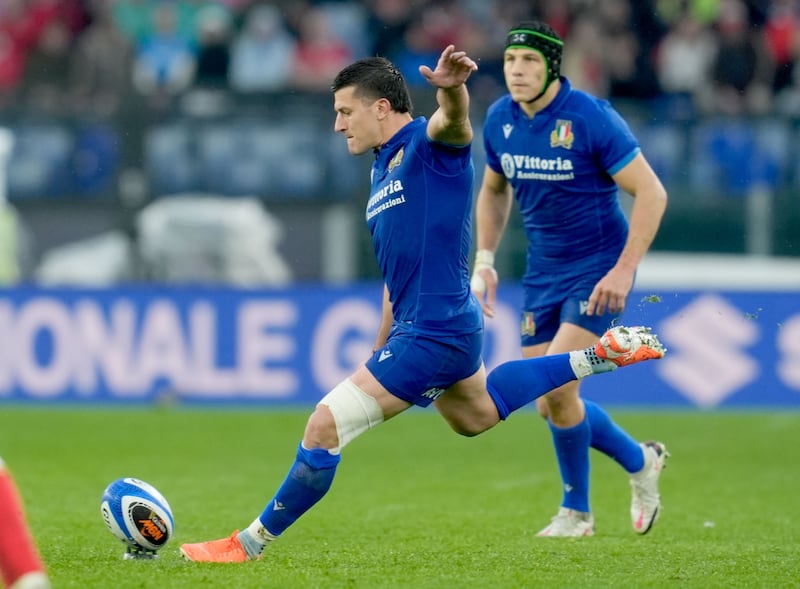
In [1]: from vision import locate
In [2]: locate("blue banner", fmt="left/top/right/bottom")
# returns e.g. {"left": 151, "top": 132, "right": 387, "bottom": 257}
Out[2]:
{"left": 576, "top": 290, "right": 800, "bottom": 407}
{"left": 0, "top": 285, "right": 797, "bottom": 407}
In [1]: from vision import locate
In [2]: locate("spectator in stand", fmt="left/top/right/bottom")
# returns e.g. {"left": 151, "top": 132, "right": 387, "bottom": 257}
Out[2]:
{"left": 709, "top": 0, "right": 773, "bottom": 115}
{"left": 771, "top": 1, "right": 800, "bottom": 114}
{"left": 0, "top": 0, "right": 34, "bottom": 108}
{"left": 455, "top": 0, "right": 530, "bottom": 102}
{"left": 111, "top": 0, "right": 151, "bottom": 45}
{"left": 655, "top": 0, "right": 720, "bottom": 25}
{"left": 0, "top": 0, "right": 25, "bottom": 106}
{"left": 19, "top": 17, "right": 73, "bottom": 114}
{"left": 392, "top": 13, "right": 444, "bottom": 89}
{"left": 289, "top": 5, "right": 352, "bottom": 92}
{"left": 655, "top": 11, "right": 717, "bottom": 116}
{"left": 12, "top": 0, "right": 87, "bottom": 114}
{"left": 131, "top": 2, "right": 196, "bottom": 109}
{"left": 280, "top": 0, "right": 312, "bottom": 39}
{"left": 69, "top": 0, "right": 133, "bottom": 118}
{"left": 561, "top": 13, "right": 609, "bottom": 97}
{"left": 49, "top": 0, "right": 89, "bottom": 36}
{"left": 229, "top": 4, "right": 296, "bottom": 93}
{"left": 392, "top": 2, "right": 475, "bottom": 89}
{"left": 600, "top": 0, "right": 663, "bottom": 101}
{"left": 114, "top": 0, "right": 201, "bottom": 47}
{"left": 193, "top": 4, "right": 232, "bottom": 91}
{"left": 0, "top": 0, "right": 84, "bottom": 110}
{"left": 762, "top": 0, "right": 799, "bottom": 94}
{"left": 537, "top": 0, "right": 571, "bottom": 39}
{"left": 364, "top": 0, "right": 413, "bottom": 61}
{"left": 317, "top": 2, "right": 369, "bottom": 62}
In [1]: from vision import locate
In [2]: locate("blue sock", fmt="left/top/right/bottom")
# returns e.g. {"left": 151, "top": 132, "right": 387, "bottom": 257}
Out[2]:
{"left": 549, "top": 418, "right": 591, "bottom": 513}
{"left": 584, "top": 399, "right": 644, "bottom": 473}
{"left": 258, "top": 443, "right": 341, "bottom": 536}
{"left": 486, "top": 353, "right": 577, "bottom": 419}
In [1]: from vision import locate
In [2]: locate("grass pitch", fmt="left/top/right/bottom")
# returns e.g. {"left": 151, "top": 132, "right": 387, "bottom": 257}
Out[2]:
{"left": 1, "top": 406, "right": 798, "bottom": 588}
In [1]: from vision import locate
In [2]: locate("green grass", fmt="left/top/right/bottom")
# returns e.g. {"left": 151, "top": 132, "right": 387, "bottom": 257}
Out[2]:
{"left": 1, "top": 407, "right": 799, "bottom": 588}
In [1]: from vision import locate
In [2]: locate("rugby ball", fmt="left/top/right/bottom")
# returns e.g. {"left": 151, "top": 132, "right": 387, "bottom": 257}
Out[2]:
{"left": 100, "top": 478, "right": 174, "bottom": 553}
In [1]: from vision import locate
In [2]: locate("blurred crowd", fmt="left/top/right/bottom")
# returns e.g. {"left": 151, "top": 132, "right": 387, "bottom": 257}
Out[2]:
{"left": 1, "top": 0, "right": 799, "bottom": 119}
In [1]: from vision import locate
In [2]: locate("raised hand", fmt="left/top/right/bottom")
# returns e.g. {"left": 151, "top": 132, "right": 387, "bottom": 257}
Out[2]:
{"left": 419, "top": 45, "right": 478, "bottom": 89}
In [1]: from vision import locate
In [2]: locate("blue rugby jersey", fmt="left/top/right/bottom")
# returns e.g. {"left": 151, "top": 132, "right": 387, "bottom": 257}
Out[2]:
{"left": 367, "top": 117, "right": 481, "bottom": 335}
{"left": 482, "top": 77, "right": 639, "bottom": 274}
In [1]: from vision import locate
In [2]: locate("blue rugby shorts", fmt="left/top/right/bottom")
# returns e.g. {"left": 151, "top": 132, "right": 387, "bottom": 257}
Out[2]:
{"left": 365, "top": 322, "right": 484, "bottom": 407}
{"left": 520, "top": 266, "right": 625, "bottom": 346}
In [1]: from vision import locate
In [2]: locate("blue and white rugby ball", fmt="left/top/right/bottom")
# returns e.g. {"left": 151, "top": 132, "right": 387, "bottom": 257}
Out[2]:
{"left": 100, "top": 478, "right": 174, "bottom": 552}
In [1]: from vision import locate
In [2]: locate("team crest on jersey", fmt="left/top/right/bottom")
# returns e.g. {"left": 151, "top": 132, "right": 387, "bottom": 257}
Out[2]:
{"left": 521, "top": 312, "right": 536, "bottom": 336}
{"left": 550, "top": 119, "right": 574, "bottom": 149}
{"left": 502, "top": 123, "right": 513, "bottom": 139}
{"left": 388, "top": 147, "right": 404, "bottom": 172}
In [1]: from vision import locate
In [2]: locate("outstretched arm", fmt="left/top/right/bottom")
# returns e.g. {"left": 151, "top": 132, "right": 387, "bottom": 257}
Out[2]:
{"left": 419, "top": 45, "right": 478, "bottom": 145}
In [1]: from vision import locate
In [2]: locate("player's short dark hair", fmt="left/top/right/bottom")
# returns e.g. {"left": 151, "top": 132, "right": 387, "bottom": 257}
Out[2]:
{"left": 331, "top": 57, "right": 413, "bottom": 114}
{"left": 506, "top": 21, "right": 563, "bottom": 84}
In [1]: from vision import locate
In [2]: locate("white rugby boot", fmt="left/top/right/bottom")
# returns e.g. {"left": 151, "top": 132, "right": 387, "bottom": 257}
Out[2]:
{"left": 536, "top": 507, "right": 595, "bottom": 537}
{"left": 630, "top": 441, "right": 670, "bottom": 534}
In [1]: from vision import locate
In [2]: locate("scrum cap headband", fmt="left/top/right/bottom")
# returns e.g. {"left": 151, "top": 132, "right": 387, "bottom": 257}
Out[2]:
{"left": 505, "top": 22, "right": 563, "bottom": 95}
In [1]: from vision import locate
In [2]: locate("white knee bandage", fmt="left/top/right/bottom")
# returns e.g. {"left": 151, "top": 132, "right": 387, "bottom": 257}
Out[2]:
{"left": 318, "top": 379, "right": 384, "bottom": 452}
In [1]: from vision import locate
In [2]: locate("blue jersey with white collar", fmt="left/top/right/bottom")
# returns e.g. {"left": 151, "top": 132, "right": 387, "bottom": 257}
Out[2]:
{"left": 482, "top": 77, "right": 638, "bottom": 273}
{"left": 367, "top": 117, "right": 481, "bottom": 335}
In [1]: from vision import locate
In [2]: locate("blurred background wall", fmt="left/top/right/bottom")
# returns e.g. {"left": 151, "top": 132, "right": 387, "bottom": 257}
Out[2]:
{"left": 0, "top": 0, "right": 798, "bottom": 405}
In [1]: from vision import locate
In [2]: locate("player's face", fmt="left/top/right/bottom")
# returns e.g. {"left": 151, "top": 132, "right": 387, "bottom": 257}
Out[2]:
{"left": 333, "top": 87, "right": 383, "bottom": 155}
{"left": 503, "top": 48, "right": 547, "bottom": 102}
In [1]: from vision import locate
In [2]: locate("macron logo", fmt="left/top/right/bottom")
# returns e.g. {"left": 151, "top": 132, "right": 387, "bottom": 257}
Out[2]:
{"left": 273, "top": 501, "right": 285, "bottom": 511}
{"left": 503, "top": 124, "right": 513, "bottom": 139}
{"left": 378, "top": 350, "right": 393, "bottom": 362}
